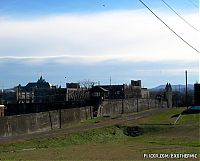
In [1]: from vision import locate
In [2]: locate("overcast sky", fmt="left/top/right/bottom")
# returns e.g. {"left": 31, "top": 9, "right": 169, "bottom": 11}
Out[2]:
{"left": 0, "top": 0, "right": 199, "bottom": 88}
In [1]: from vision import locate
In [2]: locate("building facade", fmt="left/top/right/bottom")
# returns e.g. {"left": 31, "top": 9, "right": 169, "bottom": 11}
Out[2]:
{"left": 124, "top": 80, "right": 149, "bottom": 99}
{"left": 0, "top": 105, "right": 5, "bottom": 117}
{"left": 66, "top": 83, "right": 89, "bottom": 102}
{"left": 16, "top": 77, "right": 90, "bottom": 104}
{"left": 16, "top": 76, "right": 51, "bottom": 103}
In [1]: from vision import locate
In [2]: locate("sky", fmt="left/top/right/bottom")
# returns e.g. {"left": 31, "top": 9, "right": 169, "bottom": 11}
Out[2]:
{"left": 0, "top": 0, "right": 199, "bottom": 88}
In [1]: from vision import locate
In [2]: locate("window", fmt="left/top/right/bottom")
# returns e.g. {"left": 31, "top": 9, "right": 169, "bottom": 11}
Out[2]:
{"left": 92, "top": 92, "right": 100, "bottom": 97}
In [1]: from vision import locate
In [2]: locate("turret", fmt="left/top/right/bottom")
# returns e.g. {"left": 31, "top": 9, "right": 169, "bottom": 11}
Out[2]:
{"left": 165, "top": 83, "right": 172, "bottom": 108}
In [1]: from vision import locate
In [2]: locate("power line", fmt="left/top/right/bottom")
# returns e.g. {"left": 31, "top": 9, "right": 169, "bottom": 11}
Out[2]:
{"left": 138, "top": 0, "right": 199, "bottom": 54}
{"left": 161, "top": 0, "right": 199, "bottom": 32}
{"left": 187, "top": 0, "right": 199, "bottom": 8}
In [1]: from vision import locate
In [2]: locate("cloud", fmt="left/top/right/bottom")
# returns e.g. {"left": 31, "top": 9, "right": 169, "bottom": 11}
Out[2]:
{"left": 0, "top": 9, "right": 199, "bottom": 63}
{"left": 0, "top": 58, "right": 198, "bottom": 89}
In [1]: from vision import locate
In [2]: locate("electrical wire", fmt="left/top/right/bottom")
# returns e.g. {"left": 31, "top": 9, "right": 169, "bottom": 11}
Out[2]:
{"left": 138, "top": 0, "right": 199, "bottom": 53}
{"left": 161, "top": 0, "right": 199, "bottom": 32}
{"left": 187, "top": 0, "right": 199, "bottom": 8}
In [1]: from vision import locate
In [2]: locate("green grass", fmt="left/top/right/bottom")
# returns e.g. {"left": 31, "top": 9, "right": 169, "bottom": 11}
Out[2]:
{"left": 124, "top": 108, "right": 200, "bottom": 148}
{"left": 0, "top": 126, "right": 127, "bottom": 153}
{"left": 0, "top": 107, "right": 199, "bottom": 161}
{"left": 178, "top": 113, "right": 200, "bottom": 125}
{"left": 130, "top": 108, "right": 186, "bottom": 125}
{"left": 62, "top": 114, "right": 123, "bottom": 129}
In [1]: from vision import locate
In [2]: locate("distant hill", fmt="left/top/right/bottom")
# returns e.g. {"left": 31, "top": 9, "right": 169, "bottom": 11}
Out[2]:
{"left": 150, "top": 84, "right": 194, "bottom": 92}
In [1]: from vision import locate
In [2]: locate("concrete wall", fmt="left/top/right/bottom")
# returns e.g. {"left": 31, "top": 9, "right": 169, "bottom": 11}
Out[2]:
{"left": 0, "top": 99, "right": 166, "bottom": 137}
{"left": 98, "top": 98, "right": 167, "bottom": 116}
{"left": 0, "top": 106, "right": 92, "bottom": 137}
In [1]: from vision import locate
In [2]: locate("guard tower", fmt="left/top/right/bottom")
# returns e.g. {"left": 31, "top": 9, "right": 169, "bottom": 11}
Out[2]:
{"left": 165, "top": 83, "right": 172, "bottom": 108}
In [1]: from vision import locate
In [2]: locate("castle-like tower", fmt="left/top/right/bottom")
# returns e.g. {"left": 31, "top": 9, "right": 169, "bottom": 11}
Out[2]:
{"left": 165, "top": 83, "right": 172, "bottom": 108}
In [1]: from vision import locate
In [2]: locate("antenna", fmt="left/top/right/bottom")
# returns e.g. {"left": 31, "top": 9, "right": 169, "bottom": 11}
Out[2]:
{"left": 1, "top": 82, "right": 3, "bottom": 93}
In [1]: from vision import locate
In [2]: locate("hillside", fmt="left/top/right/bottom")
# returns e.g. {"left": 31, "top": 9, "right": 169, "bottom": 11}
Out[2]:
{"left": 150, "top": 84, "right": 194, "bottom": 92}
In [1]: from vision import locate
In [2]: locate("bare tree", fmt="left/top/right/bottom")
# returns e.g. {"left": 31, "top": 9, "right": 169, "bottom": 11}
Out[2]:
{"left": 78, "top": 80, "right": 97, "bottom": 89}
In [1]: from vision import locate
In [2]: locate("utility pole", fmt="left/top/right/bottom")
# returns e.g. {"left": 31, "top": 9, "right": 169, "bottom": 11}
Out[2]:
{"left": 185, "top": 70, "right": 188, "bottom": 110}
{"left": 65, "top": 77, "right": 68, "bottom": 102}
{"left": 59, "top": 108, "right": 62, "bottom": 129}
{"left": 110, "top": 76, "right": 111, "bottom": 86}
{"left": 109, "top": 76, "right": 111, "bottom": 100}
{"left": 199, "top": 55, "right": 200, "bottom": 83}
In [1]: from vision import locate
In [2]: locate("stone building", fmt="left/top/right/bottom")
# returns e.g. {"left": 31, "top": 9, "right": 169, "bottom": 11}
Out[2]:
{"left": 131, "top": 80, "right": 141, "bottom": 87}
{"left": 91, "top": 80, "right": 149, "bottom": 100}
{"left": 16, "top": 77, "right": 89, "bottom": 104}
{"left": 66, "top": 83, "right": 89, "bottom": 101}
{"left": 90, "top": 86, "right": 109, "bottom": 101}
{"left": 124, "top": 80, "right": 149, "bottom": 99}
{"left": 141, "top": 88, "right": 150, "bottom": 98}
{"left": 99, "top": 85, "right": 125, "bottom": 99}
{"left": 16, "top": 76, "right": 51, "bottom": 103}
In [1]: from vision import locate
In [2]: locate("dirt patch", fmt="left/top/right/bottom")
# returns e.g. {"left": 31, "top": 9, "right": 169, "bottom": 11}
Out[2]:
{"left": 124, "top": 126, "right": 143, "bottom": 137}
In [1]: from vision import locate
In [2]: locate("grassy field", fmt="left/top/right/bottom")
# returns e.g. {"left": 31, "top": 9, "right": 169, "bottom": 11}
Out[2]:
{"left": 0, "top": 107, "right": 199, "bottom": 161}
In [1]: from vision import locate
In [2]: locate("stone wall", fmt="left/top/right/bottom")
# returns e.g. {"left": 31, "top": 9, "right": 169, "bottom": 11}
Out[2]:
{"left": 0, "top": 106, "right": 92, "bottom": 137}
{"left": 0, "top": 98, "right": 167, "bottom": 137}
{"left": 98, "top": 98, "right": 167, "bottom": 116}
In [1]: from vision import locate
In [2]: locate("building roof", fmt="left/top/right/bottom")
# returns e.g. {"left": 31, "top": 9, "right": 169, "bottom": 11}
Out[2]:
{"left": 98, "top": 86, "right": 109, "bottom": 92}
{"left": 66, "top": 83, "right": 80, "bottom": 89}
{"left": 18, "top": 76, "right": 51, "bottom": 91}
{"left": 90, "top": 86, "right": 109, "bottom": 92}
{"left": 99, "top": 85, "right": 124, "bottom": 89}
{"left": 165, "top": 83, "right": 172, "bottom": 91}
